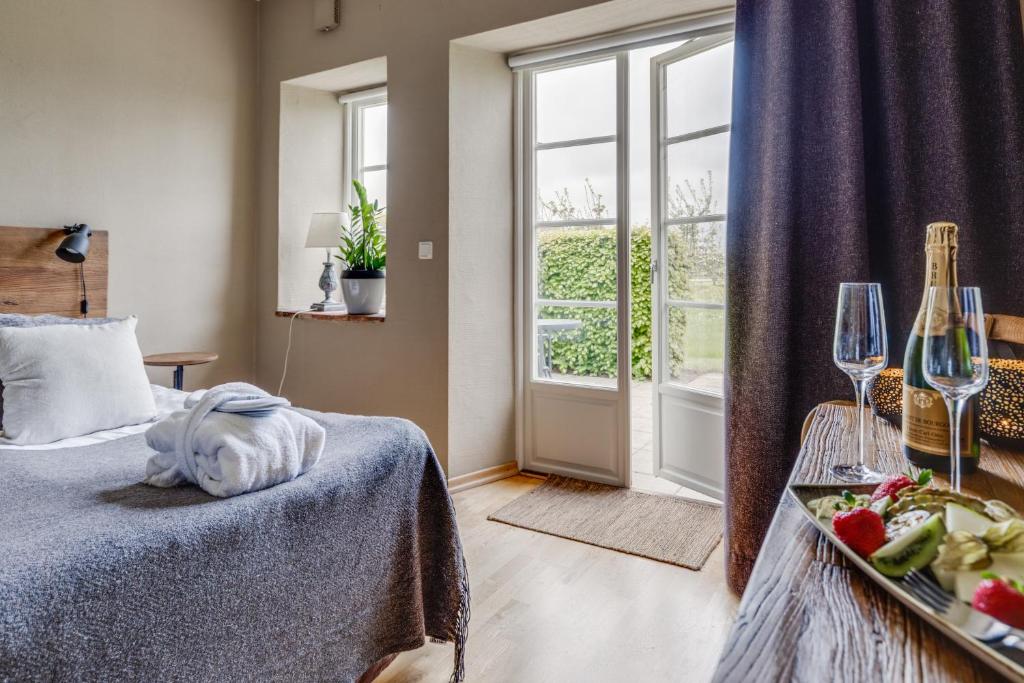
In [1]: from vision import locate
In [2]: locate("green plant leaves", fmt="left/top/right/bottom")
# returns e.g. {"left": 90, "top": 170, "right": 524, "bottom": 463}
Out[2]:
{"left": 536, "top": 226, "right": 694, "bottom": 380}
{"left": 533, "top": 172, "right": 727, "bottom": 380}
{"left": 336, "top": 179, "right": 387, "bottom": 272}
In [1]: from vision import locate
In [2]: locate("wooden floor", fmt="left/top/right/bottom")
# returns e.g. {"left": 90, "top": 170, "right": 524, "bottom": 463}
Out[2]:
{"left": 378, "top": 475, "right": 737, "bottom": 683}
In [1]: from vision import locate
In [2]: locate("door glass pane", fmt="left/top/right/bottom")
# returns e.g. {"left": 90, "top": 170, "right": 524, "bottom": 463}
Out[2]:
{"left": 665, "top": 132, "right": 729, "bottom": 216}
{"left": 536, "top": 142, "right": 617, "bottom": 221}
{"left": 537, "top": 225, "right": 616, "bottom": 302}
{"left": 361, "top": 169, "right": 387, "bottom": 207}
{"left": 360, "top": 103, "right": 387, "bottom": 167}
{"left": 666, "top": 220, "right": 725, "bottom": 303}
{"left": 533, "top": 58, "right": 620, "bottom": 387}
{"left": 360, "top": 169, "right": 387, "bottom": 229}
{"left": 627, "top": 41, "right": 682, "bottom": 230}
{"left": 666, "top": 305, "right": 724, "bottom": 394}
{"left": 535, "top": 303, "right": 617, "bottom": 387}
{"left": 666, "top": 41, "right": 733, "bottom": 137}
{"left": 536, "top": 59, "right": 616, "bottom": 144}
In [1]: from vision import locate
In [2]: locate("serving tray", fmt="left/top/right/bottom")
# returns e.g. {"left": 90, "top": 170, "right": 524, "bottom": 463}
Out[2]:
{"left": 788, "top": 483, "right": 1024, "bottom": 681}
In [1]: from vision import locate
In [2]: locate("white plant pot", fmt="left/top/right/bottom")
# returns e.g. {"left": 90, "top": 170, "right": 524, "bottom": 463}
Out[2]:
{"left": 341, "top": 271, "right": 385, "bottom": 314}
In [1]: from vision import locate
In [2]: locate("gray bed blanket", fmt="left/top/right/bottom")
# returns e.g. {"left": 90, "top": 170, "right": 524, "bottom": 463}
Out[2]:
{"left": 0, "top": 410, "right": 468, "bottom": 682}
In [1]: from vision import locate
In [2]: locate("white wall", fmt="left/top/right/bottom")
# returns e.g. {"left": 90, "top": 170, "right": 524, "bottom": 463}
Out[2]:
{"left": 278, "top": 84, "right": 344, "bottom": 311}
{"left": 0, "top": 0, "right": 257, "bottom": 389}
{"left": 447, "top": 44, "right": 515, "bottom": 477}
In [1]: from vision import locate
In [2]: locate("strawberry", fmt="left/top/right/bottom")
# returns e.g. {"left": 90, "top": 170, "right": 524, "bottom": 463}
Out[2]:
{"left": 871, "top": 469, "right": 933, "bottom": 502}
{"left": 972, "top": 574, "right": 1024, "bottom": 628}
{"left": 832, "top": 507, "right": 886, "bottom": 557}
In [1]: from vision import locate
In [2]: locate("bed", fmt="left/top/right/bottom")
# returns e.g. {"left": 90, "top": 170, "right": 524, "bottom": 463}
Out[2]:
{"left": 0, "top": 227, "right": 468, "bottom": 682}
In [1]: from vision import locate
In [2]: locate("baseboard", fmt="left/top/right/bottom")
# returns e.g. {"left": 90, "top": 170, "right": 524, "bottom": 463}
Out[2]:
{"left": 448, "top": 461, "right": 520, "bottom": 494}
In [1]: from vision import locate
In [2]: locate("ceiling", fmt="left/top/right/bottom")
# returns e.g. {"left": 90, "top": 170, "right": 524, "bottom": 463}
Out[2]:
{"left": 284, "top": 55, "right": 387, "bottom": 93}
{"left": 455, "top": 0, "right": 733, "bottom": 54}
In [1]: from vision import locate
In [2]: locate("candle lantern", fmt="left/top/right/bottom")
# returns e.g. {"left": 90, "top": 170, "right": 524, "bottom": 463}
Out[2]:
{"left": 867, "top": 361, "right": 1024, "bottom": 448}
{"left": 868, "top": 368, "right": 904, "bottom": 426}
{"left": 979, "top": 358, "right": 1024, "bottom": 448}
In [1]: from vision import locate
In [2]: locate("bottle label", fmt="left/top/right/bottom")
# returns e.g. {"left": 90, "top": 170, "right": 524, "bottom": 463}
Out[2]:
{"left": 902, "top": 384, "right": 975, "bottom": 456}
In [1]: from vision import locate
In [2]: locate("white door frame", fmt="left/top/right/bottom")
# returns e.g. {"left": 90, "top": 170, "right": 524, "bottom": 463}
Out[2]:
{"left": 515, "top": 53, "right": 632, "bottom": 487}
{"left": 650, "top": 33, "right": 733, "bottom": 500}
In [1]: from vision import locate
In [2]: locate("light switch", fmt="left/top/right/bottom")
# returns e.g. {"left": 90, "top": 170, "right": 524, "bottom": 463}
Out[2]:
{"left": 418, "top": 241, "right": 433, "bottom": 259}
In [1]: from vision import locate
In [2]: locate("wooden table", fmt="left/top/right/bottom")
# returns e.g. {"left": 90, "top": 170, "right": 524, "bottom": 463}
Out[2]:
{"left": 143, "top": 352, "right": 218, "bottom": 390}
{"left": 712, "top": 403, "right": 1024, "bottom": 683}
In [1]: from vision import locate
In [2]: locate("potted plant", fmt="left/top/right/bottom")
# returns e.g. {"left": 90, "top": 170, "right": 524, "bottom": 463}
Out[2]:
{"left": 336, "top": 180, "right": 386, "bottom": 314}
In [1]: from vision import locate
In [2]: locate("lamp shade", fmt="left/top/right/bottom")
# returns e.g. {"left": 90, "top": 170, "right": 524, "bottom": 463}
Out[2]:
{"left": 56, "top": 225, "right": 92, "bottom": 263}
{"left": 306, "top": 212, "right": 342, "bottom": 248}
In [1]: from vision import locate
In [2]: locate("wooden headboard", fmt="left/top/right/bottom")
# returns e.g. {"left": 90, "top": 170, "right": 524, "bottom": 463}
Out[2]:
{"left": 0, "top": 226, "right": 109, "bottom": 317}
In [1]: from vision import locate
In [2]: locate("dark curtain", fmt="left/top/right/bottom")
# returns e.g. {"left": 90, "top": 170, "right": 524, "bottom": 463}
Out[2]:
{"left": 725, "top": 0, "right": 1024, "bottom": 594}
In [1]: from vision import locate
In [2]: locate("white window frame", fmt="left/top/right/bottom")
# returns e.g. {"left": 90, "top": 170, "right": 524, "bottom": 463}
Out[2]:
{"left": 652, "top": 33, "right": 732, "bottom": 399}
{"left": 514, "top": 53, "right": 632, "bottom": 487}
{"left": 520, "top": 53, "right": 629, "bottom": 390}
{"left": 339, "top": 86, "right": 387, "bottom": 208}
{"left": 512, "top": 15, "right": 735, "bottom": 475}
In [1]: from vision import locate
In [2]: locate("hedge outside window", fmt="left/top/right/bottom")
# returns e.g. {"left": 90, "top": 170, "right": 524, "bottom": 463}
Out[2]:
{"left": 538, "top": 222, "right": 723, "bottom": 381}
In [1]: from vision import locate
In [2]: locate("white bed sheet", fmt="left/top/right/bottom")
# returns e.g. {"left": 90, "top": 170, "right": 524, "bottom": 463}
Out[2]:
{"left": 0, "top": 384, "right": 187, "bottom": 450}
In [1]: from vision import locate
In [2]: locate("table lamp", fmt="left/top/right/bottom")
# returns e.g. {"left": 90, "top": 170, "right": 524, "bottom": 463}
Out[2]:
{"left": 306, "top": 212, "right": 344, "bottom": 312}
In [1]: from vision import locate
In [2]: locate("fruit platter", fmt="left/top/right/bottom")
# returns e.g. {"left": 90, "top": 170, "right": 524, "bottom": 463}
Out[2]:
{"left": 790, "top": 471, "right": 1024, "bottom": 679}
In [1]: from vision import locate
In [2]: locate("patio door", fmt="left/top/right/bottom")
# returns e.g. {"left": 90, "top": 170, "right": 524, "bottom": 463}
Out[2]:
{"left": 518, "top": 54, "right": 631, "bottom": 486}
{"left": 650, "top": 34, "right": 733, "bottom": 499}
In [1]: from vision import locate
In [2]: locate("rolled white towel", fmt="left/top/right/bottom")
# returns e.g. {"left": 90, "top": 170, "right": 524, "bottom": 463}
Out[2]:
{"left": 144, "top": 382, "right": 325, "bottom": 497}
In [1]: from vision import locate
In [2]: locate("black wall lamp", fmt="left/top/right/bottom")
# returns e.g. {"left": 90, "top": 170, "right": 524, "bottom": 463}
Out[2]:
{"left": 56, "top": 223, "right": 92, "bottom": 263}
{"left": 56, "top": 223, "right": 92, "bottom": 315}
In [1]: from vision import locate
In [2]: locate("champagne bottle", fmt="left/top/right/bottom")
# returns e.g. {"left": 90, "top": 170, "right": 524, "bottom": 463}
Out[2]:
{"left": 902, "top": 221, "right": 981, "bottom": 472}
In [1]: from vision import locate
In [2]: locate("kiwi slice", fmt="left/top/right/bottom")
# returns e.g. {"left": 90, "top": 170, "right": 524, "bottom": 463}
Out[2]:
{"left": 869, "top": 514, "right": 946, "bottom": 578}
{"left": 885, "top": 510, "right": 932, "bottom": 540}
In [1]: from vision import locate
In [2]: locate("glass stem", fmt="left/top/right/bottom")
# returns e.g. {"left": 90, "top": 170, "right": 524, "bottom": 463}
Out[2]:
{"left": 947, "top": 397, "right": 967, "bottom": 493}
{"left": 852, "top": 377, "right": 868, "bottom": 469}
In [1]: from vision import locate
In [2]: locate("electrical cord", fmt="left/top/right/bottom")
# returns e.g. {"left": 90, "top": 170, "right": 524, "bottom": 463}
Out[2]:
{"left": 278, "top": 309, "right": 314, "bottom": 396}
{"left": 79, "top": 262, "right": 89, "bottom": 317}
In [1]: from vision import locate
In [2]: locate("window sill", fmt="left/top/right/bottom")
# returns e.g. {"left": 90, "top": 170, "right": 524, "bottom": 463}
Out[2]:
{"left": 275, "top": 309, "right": 385, "bottom": 323}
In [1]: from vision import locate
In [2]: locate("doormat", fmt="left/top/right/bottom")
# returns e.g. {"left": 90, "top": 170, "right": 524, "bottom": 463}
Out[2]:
{"left": 488, "top": 475, "right": 723, "bottom": 570}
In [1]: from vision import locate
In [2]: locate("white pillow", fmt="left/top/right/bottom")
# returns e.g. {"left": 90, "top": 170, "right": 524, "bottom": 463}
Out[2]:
{"left": 0, "top": 316, "right": 157, "bottom": 445}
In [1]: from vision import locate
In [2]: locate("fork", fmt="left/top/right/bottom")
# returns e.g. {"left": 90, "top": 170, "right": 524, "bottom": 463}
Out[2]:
{"left": 903, "top": 569, "right": 1024, "bottom": 651}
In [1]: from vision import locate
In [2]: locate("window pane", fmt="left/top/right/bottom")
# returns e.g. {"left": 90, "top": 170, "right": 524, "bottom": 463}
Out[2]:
{"left": 360, "top": 103, "right": 387, "bottom": 167}
{"left": 360, "top": 169, "right": 387, "bottom": 206}
{"left": 535, "top": 303, "right": 616, "bottom": 387}
{"left": 360, "top": 169, "right": 387, "bottom": 228}
{"left": 665, "top": 41, "right": 733, "bottom": 138}
{"left": 536, "top": 59, "right": 616, "bottom": 144}
{"left": 666, "top": 220, "right": 725, "bottom": 303}
{"left": 536, "top": 142, "right": 617, "bottom": 221}
{"left": 537, "top": 225, "right": 617, "bottom": 302}
{"left": 666, "top": 305, "right": 724, "bottom": 394}
{"left": 665, "top": 132, "right": 729, "bottom": 216}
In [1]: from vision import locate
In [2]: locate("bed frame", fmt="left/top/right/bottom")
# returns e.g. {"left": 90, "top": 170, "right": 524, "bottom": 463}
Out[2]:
{"left": 0, "top": 225, "right": 109, "bottom": 316}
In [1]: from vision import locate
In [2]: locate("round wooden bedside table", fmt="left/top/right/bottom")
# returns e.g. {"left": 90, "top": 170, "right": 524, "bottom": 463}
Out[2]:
{"left": 143, "top": 352, "right": 219, "bottom": 390}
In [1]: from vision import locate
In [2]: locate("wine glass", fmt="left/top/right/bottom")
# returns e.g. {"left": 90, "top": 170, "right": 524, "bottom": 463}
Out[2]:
{"left": 922, "top": 286, "right": 989, "bottom": 493}
{"left": 832, "top": 283, "right": 888, "bottom": 483}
